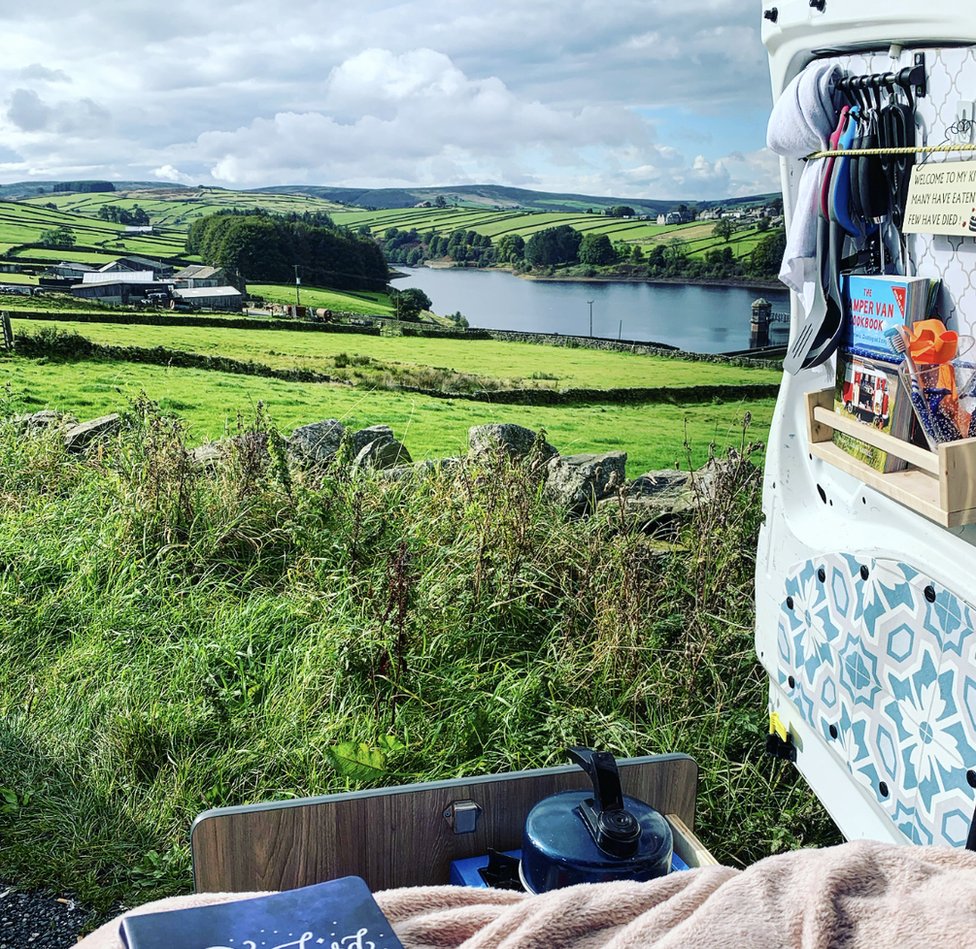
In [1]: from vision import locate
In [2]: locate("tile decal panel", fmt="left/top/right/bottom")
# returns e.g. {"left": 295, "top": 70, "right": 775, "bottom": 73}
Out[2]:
{"left": 778, "top": 554, "right": 976, "bottom": 846}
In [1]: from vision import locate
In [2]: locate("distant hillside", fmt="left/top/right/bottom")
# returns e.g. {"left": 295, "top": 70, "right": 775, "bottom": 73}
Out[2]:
{"left": 0, "top": 181, "right": 188, "bottom": 200}
{"left": 0, "top": 179, "right": 777, "bottom": 214}
{"left": 255, "top": 183, "right": 778, "bottom": 214}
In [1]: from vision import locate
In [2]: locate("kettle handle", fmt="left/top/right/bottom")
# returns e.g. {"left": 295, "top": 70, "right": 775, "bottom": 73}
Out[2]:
{"left": 567, "top": 747, "right": 625, "bottom": 813}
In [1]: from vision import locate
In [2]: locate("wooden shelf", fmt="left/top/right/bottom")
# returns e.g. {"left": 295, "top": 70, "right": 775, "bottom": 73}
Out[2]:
{"left": 806, "top": 389, "right": 976, "bottom": 527}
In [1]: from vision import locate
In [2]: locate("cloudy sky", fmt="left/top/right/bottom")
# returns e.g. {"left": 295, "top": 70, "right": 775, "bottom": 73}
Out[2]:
{"left": 0, "top": 1, "right": 778, "bottom": 201}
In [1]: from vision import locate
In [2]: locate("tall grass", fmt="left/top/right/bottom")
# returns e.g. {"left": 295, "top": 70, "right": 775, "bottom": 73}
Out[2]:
{"left": 0, "top": 395, "right": 839, "bottom": 911}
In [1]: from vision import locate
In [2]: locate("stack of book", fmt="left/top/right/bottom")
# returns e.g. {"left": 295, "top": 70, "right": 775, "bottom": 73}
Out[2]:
{"left": 832, "top": 274, "right": 936, "bottom": 472}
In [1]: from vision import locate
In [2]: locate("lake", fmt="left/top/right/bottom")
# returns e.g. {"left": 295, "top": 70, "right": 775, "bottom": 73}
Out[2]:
{"left": 393, "top": 267, "right": 791, "bottom": 354}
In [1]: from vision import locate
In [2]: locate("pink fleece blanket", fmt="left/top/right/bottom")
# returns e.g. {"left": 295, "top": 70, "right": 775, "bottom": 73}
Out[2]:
{"left": 76, "top": 840, "right": 976, "bottom": 948}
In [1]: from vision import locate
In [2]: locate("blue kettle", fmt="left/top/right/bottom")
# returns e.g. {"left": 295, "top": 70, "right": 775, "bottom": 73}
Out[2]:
{"left": 519, "top": 747, "right": 674, "bottom": 893}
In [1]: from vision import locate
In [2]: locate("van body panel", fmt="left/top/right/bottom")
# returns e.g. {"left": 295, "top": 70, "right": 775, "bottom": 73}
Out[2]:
{"left": 760, "top": 2, "right": 976, "bottom": 845}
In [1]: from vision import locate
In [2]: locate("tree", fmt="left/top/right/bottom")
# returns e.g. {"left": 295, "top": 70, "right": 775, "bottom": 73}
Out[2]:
{"left": 390, "top": 287, "right": 433, "bottom": 321}
{"left": 748, "top": 228, "right": 786, "bottom": 278}
{"left": 434, "top": 195, "right": 448, "bottom": 208}
{"left": 713, "top": 218, "right": 736, "bottom": 243}
{"left": 186, "top": 211, "right": 388, "bottom": 291}
{"left": 525, "top": 225, "right": 582, "bottom": 268}
{"left": 606, "top": 205, "right": 636, "bottom": 218}
{"left": 578, "top": 233, "right": 617, "bottom": 266}
{"left": 497, "top": 233, "right": 525, "bottom": 264}
{"left": 39, "top": 226, "right": 76, "bottom": 249}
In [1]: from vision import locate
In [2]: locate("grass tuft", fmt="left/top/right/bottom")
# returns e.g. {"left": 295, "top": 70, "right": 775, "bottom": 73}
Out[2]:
{"left": 0, "top": 399, "right": 839, "bottom": 912}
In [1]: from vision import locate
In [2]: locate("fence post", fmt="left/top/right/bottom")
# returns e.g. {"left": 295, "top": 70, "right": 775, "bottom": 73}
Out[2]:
{"left": 1, "top": 310, "right": 12, "bottom": 351}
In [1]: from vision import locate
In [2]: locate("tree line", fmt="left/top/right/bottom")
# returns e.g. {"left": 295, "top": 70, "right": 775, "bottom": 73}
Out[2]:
{"left": 186, "top": 211, "right": 389, "bottom": 291}
{"left": 377, "top": 220, "right": 783, "bottom": 280}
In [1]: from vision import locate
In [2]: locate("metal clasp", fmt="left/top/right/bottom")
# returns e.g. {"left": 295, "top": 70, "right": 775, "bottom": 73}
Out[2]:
{"left": 443, "top": 799, "right": 482, "bottom": 834}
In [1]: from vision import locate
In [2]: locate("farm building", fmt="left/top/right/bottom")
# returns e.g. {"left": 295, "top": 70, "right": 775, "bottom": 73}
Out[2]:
{"left": 72, "top": 271, "right": 172, "bottom": 306}
{"left": 39, "top": 261, "right": 98, "bottom": 284}
{"left": 172, "top": 265, "right": 228, "bottom": 289}
{"left": 98, "top": 256, "right": 173, "bottom": 279}
{"left": 172, "top": 285, "right": 242, "bottom": 311}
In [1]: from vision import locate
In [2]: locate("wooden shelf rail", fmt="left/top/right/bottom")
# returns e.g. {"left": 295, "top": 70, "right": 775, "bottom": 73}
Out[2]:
{"left": 806, "top": 389, "right": 976, "bottom": 528}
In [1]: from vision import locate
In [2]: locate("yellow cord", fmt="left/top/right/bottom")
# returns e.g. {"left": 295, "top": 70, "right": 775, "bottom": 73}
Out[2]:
{"left": 806, "top": 143, "right": 976, "bottom": 159}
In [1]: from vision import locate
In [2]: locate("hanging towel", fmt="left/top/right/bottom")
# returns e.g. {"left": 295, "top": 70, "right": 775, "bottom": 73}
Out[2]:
{"left": 767, "top": 62, "right": 842, "bottom": 312}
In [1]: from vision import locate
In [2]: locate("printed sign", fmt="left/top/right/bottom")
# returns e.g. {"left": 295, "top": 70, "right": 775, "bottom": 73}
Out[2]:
{"left": 903, "top": 159, "right": 976, "bottom": 235}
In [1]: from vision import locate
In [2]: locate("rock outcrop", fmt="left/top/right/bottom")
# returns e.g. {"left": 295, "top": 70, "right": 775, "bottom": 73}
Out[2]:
{"left": 8, "top": 409, "right": 727, "bottom": 526}
{"left": 468, "top": 423, "right": 557, "bottom": 463}
{"left": 288, "top": 419, "right": 345, "bottom": 464}
{"left": 544, "top": 450, "right": 627, "bottom": 515}
{"left": 63, "top": 414, "right": 120, "bottom": 453}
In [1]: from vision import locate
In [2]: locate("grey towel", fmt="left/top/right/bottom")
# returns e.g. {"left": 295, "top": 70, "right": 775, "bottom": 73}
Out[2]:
{"left": 767, "top": 62, "right": 842, "bottom": 311}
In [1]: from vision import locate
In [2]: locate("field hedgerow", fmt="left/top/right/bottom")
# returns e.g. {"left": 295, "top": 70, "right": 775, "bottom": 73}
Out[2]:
{"left": 0, "top": 393, "right": 840, "bottom": 912}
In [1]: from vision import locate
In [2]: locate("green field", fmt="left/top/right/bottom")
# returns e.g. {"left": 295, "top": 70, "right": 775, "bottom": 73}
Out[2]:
{"left": 0, "top": 200, "right": 188, "bottom": 260}
{"left": 246, "top": 284, "right": 394, "bottom": 315}
{"left": 6, "top": 192, "right": 752, "bottom": 266}
{"left": 0, "top": 355, "right": 773, "bottom": 475}
{"left": 12, "top": 318, "right": 779, "bottom": 392}
{"left": 22, "top": 189, "right": 346, "bottom": 228}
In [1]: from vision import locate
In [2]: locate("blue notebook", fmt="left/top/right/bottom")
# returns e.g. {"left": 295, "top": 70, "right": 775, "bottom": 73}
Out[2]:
{"left": 119, "top": 876, "right": 403, "bottom": 949}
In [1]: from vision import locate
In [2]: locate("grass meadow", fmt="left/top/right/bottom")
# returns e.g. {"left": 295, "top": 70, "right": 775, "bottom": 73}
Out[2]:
{"left": 10, "top": 318, "right": 781, "bottom": 392}
{"left": 0, "top": 396, "right": 838, "bottom": 913}
{"left": 0, "top": 353, "right": 775, "bottom": 476}
{"left": 245, "top": 284, "right": 395, "bottom": 315}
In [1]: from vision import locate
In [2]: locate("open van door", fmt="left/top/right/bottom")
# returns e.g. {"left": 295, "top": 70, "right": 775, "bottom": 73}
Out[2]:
{"left": 759, "top": 1, "right": 976, "bottom": 847}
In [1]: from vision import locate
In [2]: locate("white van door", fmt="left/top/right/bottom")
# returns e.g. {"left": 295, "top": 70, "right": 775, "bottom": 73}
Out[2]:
{"left": 760, "top": 1, "right": 976, "bottom": 847}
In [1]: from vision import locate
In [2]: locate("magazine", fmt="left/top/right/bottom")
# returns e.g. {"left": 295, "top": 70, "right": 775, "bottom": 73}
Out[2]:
{"left": 832, "top": 351, "right": 914, "bottom": 472}
{"left": 119, "top": 876, "right": 403, "bottom": 949}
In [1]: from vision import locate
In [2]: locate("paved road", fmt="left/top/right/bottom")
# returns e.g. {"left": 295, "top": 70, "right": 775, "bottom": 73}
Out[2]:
{"left": 0, "top": 885, "right": 98, "bottom": 948}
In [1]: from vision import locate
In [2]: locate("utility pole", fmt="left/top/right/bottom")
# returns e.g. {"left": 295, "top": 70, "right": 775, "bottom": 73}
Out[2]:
{"left": 587, "top": 300, "right": 594, "bottom": 338}
{"left": 293, "top": 265, "right": 301, "bottom": 309}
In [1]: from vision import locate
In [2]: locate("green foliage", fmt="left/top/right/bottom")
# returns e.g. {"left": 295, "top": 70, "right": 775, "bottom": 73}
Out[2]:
{"left": 389, "top": 287, "right": 433, "bottom": 321}
{"left": 525, "top": 225, "right": 582, "bottom": 267}
{"left": 747, "top": 228, "right": 787, "bottom": 278}
{"left": 579, "top": 233, "right": 617, "bottom": 266}
{"left": 39, "top": 225, "right": 76, "bottom": 249}
{"left": 497, "top": 233, "right": 525, "bottom": 264}
{"left": 379, "top": 227, "right": 495, "bottom": 267}
{"left": 186, "top": 212, "right": 388, "bottom": 292}
{"left": 97, "top": 204, "right": 150, "bottom": 226}
{"left": 0, "top": 408, "right": 839, "bottom": 912}
{"left": 713, "top": 218, "right": 736, "bottom": 243}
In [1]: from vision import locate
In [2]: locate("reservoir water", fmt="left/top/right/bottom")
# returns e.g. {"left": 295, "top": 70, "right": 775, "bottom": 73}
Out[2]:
{"left": 394, "top": 267, "right": 791, "bottom": 354}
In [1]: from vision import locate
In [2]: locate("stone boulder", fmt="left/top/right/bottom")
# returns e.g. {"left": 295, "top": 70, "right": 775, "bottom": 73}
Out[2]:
{"left": 288, "top": 419, "right": 345, "bottom": 465}
{"left": 379, "top": 457, "right": 462, "bottom": 482}
{"left": 468, "top": 423, "right": 557, "bottom": 463}
{"left": 11, "top": 410, "right": 76, "bottom": 434}
{"left": 544, "top": 450, "right": 627, "bottom": 515}
{"left": 349, "top": 424, "right": 394, "bottom": 457}
{"left": 63, "top": 414, "right": 120, "bottom": 453}
{"left": 352, "top": 437, "right": 412, "bottom": 470}
{"left": 599, "top": 460, "right": 739, "bottom": 528}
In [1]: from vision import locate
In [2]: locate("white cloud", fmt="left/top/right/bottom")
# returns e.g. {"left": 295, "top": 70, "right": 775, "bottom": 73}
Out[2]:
{"left": 152, "top": 164, "right": 194, "bottom": 184}
{"left": 0, "top": 1, "right": 779, "bottom": 201}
